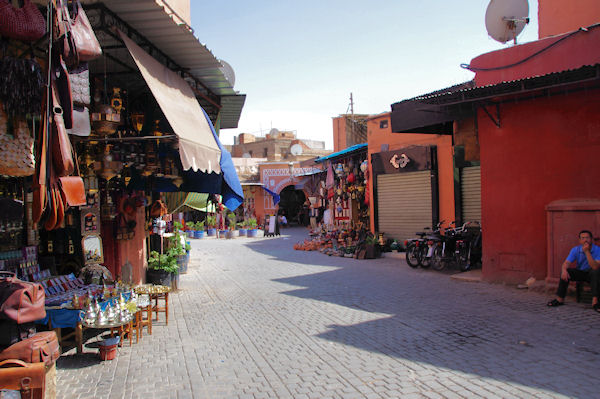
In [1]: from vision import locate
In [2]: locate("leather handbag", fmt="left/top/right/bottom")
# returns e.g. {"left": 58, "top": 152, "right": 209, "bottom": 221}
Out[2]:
{"left": 50, "top": 82, "right": 74, "bottom": 177}
{"left": 0, "top": 0, "right": 46, "bottom": 42}
{"left": 67, "top": 0, "right": 102, "bottom": 61}
{"left": 0, "top": 273, "right": 46, "bottom": 324}
{"left": 58, "top": 176, "right": 85, "bottom": 206}
{"left": 0, "top": 331, "right": 60, "bottom": 366}
{"left": 0, "top": 359, "right": 45, "bottom": 399}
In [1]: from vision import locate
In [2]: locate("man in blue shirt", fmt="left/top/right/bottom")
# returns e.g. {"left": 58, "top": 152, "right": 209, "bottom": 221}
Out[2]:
{"left": 547, "top": 230, "right": 600, "bottom": 311}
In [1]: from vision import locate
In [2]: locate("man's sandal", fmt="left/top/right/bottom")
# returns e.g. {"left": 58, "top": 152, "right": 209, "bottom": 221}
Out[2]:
{"left": 547, "top": 299, "right": 564, "bottom": 307}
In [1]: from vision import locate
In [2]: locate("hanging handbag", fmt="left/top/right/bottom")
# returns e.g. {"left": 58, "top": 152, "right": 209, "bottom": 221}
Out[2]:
{"left": 0, "top": 0, "right": 46, "bottom": 42}
{"left": 0, "top": 55, "right": 44, "bottom": 118}
{"left": 66, "top": 105, "right": 90, "bottom": 136}
{"left": 50, "top": 80, "right": 74, "bottom": 177}
{"left": 51, "top": 50, "right": 73, "bottom": 129}
{"left": 67, "top": 0, "right": 102, "bottom": 61}
{"left": 68, "top": 62, "right": 90, "bottom": 106}
{"left": 0, "top": 108, "right": 35, "bottom": 177}
{"left": 58, "top": 146, "right": 86, "bottom": 207}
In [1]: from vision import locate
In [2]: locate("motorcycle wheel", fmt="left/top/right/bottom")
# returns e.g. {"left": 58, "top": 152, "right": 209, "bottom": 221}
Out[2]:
{"left": 431, "top": 245, "right": 446, "bottom": 271}
{"left": 456, "top": 246, "right": 471, "bottom": 272}
{"left": 406, "top": 245, "right": 420, "bottom": 268}
{"left": 419, "top": 246, "right": 432, "bottom": 268}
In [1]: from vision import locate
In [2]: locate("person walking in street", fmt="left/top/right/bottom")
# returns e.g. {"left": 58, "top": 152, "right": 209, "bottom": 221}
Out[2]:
{"left": 547, "top": 230, "right": 600, "bottom": 312}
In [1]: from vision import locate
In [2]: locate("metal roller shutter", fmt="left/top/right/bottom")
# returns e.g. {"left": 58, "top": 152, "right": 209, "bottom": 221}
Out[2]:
{"left": 461, "top": 166, "right": 481, "bottom": 223}
{"left": 376, "top": 171, "right": 433, "bottom": 242}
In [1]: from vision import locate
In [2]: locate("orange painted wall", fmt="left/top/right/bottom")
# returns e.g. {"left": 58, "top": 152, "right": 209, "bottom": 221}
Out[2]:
{"left": 538, "top": 0, "right": 600, "bottom": 38}
{"left": 366, "top": 113, "right": 455, "bottom": 233}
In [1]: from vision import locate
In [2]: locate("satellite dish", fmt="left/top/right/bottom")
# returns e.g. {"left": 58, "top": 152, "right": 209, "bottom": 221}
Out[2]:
{"left": 485, "top": 0, "right": 529, "bottom": 44}
{"left": 219, "top": 60, "right": 236, "bottom": 87}
{"left": 242, "top": 152, "right": 251, "bottom": 158}
{"left": 290, "top": 144, "right": 303, "bottom": 156}
{"left": 269, "top": 128, "right": 280, "bottom": 136}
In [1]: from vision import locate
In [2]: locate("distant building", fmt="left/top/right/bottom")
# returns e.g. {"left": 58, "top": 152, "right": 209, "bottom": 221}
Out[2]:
{"left": 230, "top": 129, "right": 330, "bottom": 162}
{"left": 332, "top": 114, "right": 369, "bottom": 152}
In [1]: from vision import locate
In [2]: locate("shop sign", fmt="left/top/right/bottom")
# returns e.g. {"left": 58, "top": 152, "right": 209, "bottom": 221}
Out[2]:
{"left": 390, "top": 153, "right": 410, "bottom": 169}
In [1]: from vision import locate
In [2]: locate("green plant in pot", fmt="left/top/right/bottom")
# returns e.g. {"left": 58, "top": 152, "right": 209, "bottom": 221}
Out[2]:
{"left": 237, "top": 221, "right": 247, "bottom": 236}
{"left": 205, "top": 215, "right": 217, "bottom": 236}
{"left": 246, "top": 217, "right": 258, "bottom": 237}
{"left": 168, "top": 231, "right": 188, "bottom": 275}
{"left": 147, "top": 250, "right": 177, "bottom": 286}
{"left": 227, "top": 212, "right": 237, "bottom": 231}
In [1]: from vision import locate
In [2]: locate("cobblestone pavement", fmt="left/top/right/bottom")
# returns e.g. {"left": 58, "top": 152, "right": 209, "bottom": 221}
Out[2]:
{"left": 56, "top": 227, "right": 600, "bottom": 399}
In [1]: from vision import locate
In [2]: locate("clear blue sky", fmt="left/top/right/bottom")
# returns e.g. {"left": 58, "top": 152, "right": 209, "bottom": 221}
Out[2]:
{"left": 191, "top": 1, "right": 539, "bottom": 149}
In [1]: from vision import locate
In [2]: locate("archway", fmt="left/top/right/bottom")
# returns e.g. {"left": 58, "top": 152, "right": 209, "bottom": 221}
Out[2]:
{"left": 278, "top": 185, "right": 306, "bottom": 225}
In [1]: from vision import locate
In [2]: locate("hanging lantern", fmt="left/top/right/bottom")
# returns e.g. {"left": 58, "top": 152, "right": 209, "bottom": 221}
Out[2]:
{"left": 335, "top": 163, "right": 344, "bottom": 176}
{"left": 360, "top": 160, "right": 368, "bottom": 173}
{"left": 347, "top": 172, "right": 355, "bottom": 184}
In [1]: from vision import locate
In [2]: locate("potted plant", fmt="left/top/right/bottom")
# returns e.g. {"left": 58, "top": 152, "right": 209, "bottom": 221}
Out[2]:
{"left": 205, "top": 215, "right": 217, "bottom": 236}
{"left": 237, "top": 222, "right": 247, "bottom": 236}
{"left": 185, "top": 221, "right": 195, "bottom": 239}
{"left": 169, "top": 225, "right": 188, "bottom": 275}
{"left": 146, "top": 250, "right": 177, "bottom": 287}
{"left": 193, "top": 220, "right": 205, "bottom": 239}
{"left": 364, "top": 234, "right": 380, "bottom": 259}
{"left": 246, "top": 217, "right": 258, "bottom": 237}
{"left": 226, "top": 212, "right": 238, "bottom": 238}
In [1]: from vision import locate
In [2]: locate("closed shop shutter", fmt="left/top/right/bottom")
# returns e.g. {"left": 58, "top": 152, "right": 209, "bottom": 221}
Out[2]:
{"left": 461, "top": 166, "right": 481, "bottom": 223}
{"left": 376, "top": 170, "right": 432, "bottom": 242}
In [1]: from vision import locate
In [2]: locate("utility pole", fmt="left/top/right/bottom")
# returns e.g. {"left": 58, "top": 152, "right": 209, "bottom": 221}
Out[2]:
{"left": 349, "top": 92, "right": 354, "bottom": 146}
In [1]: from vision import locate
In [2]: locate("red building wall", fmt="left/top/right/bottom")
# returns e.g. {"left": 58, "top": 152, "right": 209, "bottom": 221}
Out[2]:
{"left": 538, "top": 0, "right": 600, "bottom": 39}
{"left": 479, "top": 89, "right": 600, "bottom": 283}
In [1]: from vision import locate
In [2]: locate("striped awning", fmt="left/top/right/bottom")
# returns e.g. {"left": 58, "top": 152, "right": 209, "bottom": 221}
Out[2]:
{"left": 165, "top": 192, "right": 217, "bottom": 213}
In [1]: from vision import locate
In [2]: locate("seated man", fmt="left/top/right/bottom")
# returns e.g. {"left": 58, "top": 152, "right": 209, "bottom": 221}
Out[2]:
{"left": 278, "top": 214, "right": 288, "bottom": 227}
{"left": 547, "top": 230, "right": 600, "bottom": 311}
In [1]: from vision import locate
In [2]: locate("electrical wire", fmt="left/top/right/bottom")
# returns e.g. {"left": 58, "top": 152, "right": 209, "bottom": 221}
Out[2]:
{"left": 461, "top": 23, "right": 599, "bottom": 72}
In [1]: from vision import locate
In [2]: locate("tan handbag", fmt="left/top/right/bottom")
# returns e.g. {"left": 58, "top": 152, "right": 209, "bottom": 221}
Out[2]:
{"left": 0, "top": 108, "right": 35, "bottom": 177}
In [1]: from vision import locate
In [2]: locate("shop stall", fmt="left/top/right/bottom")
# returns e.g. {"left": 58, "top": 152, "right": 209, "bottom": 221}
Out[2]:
{"left": 0, "top": 0, "right": 244, "bottom": 366}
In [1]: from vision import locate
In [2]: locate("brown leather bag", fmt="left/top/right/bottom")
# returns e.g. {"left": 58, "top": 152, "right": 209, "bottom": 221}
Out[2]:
{"left": 58, "top": 176, "right": 86, "bottom": 206}
{"left": 67, "top": 0, "right": 102, "bottom": 61}
{"left": 32, "top": 100, "right": 49, "bottom": 227}
{"left": 50, "top": 82, "right": 74, "bottom": 177}
{"left": 57, "top": 145, "right": 86, "bottom": 207}
{"left": 0, "top": 331, "right": 60, "bottom": 366}
{"left": 0, "top": 359, "right": 45, "bottom": 399}
{"left": 0, "top": 273, "right": 46, "bottom": 324}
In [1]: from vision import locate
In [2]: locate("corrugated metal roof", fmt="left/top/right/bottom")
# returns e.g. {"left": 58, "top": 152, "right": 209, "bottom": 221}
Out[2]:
{"left": 415, "top": 63, "right": 600, "bottom": 105}
{"left": 83, "top": 0, "right": 245, "bottom": 127}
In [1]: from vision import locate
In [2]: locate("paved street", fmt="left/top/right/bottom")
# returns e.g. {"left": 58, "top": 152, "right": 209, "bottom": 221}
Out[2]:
{"left": 56, "top": 227, "right": 600, "bottom": 399}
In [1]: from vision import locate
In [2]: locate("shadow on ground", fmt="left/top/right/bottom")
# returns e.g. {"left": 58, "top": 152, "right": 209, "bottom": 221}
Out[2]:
{"left": 244, "top": 228, "right": 600, "bottom": 398}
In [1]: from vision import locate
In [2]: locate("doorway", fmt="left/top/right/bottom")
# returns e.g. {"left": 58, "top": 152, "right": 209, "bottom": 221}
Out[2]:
{"left": 278, "top": 186, "right": 306, "bottom": 226}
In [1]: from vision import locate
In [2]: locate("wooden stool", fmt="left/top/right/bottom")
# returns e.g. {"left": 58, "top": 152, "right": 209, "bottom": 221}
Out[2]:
{"left": 134, "top": 304, "right": 152, "bottom": 342}
{"left": 150, "top": 292, "right": 169, "bottom": 325}
{"left": 110, "top": 320, "right": 134, "bottom": 347}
